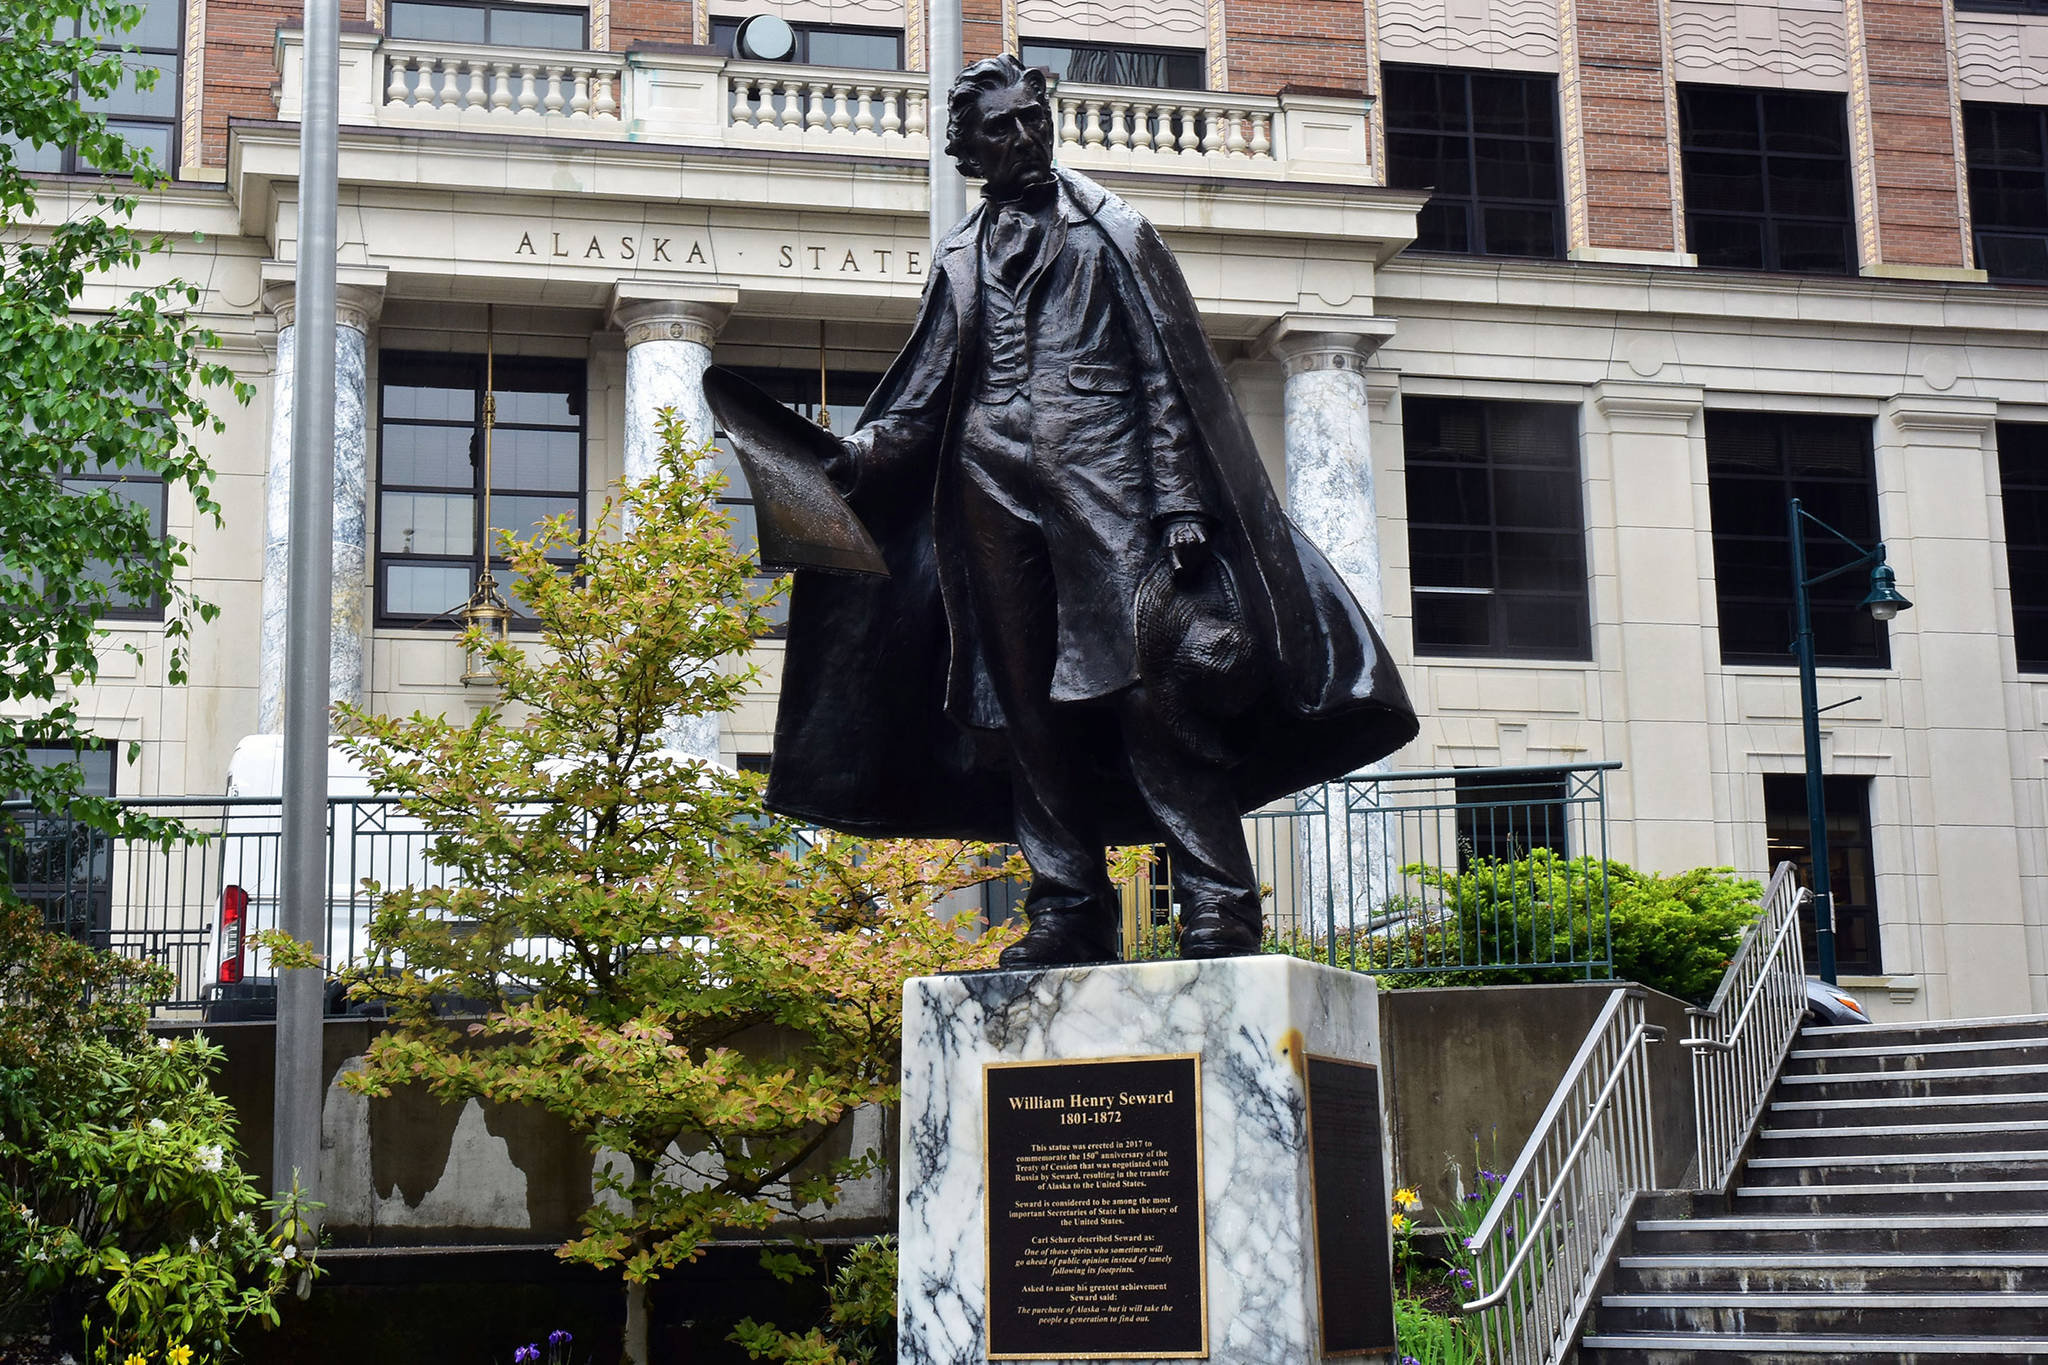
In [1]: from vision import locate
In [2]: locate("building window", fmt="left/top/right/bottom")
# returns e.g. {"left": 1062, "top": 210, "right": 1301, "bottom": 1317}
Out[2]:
{"left": 711, "top": 19, "right": 903, "bottom": 70}
{"left": 5, "top": 745, "right": 116, "bottom": 941}
{"left": 60, "top": 456, "right": 169, "bottom": 621}
{"left": 1954, "top": 0, "right": 2048, "bottom": 13}
{"left": 375, "top": 351, "right": 585, "bottom": 628}
{"left": 1403, "top": 396, "right": 1590, "bottom": 660}
{"left": 389, "top": 0, "right": 587, "bottom": 48}
{"left": 1677, "top": 86, "right": 1854, "bottom": 274}
{"left": 1963, "top": 102, "right": 2048, "bottom": 284}
{"left": 1764, "top": 773, "right": 1881, "bottom": 976}
{"left": 1017, "top": 40, "right": 1205, "bottom": 91}
{"left": 1455, "top": 768, "right": 1570, "bottom": 868}
{"left": 13, "top": 1, "right": 182, "bottom": 175}
{"left": 1382, "top": 66, "right": 1563, "bottom": 258}
{"left": 1706, "top": 410, "right": 1886, "bottom": 668}
{"left": 1999, "top": 423, "right": 2048, "bottom": 671}
{"left": 711, "top": 366, "right": 880, "bottom": 636}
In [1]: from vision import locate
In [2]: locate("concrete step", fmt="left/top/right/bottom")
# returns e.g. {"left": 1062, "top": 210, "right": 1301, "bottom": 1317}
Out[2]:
{"left": 1755, "top": 1119, "right": 2048, "bottom": 1158}
{"left": 1580, "top": 1334, "right": 2048, "bottom": 1364}
{"left": 1744, "top": 1151, "right": 2048, "bottom": 1187}
{"left": 1593, "top": 1291, "right": 2048, "bottom": 1337}
{"left": 1733, "top": 1180, "right": 2048, "bottom": 1215}
{"left": 1774, "top": 1061, "right": 2048, "bottom": 1100}
{"left": 1767, "top": 1089, "right": 2048, "bottom": 1129}
{"left": 1630, "top": 1214, "right": 2048, "bottom": 1256}
{"left": 1614, "top": 1253, "right": 2048, "bottom": 1295}
{"left": 1802, "top": 1014, "right": 2048, "bottom": 1048}
{"left": 1784, "top": 1035, "right": 2048, "bottom": 1076}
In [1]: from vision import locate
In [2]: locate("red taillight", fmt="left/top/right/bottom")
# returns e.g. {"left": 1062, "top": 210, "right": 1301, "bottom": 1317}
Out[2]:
{"left": 218, "top": 885, "right": 247, "bottom": 985}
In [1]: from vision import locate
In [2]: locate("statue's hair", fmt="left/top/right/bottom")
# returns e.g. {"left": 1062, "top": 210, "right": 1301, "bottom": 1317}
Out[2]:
{"left": 945, "top": 54, "right": 1050, "bottom": 178}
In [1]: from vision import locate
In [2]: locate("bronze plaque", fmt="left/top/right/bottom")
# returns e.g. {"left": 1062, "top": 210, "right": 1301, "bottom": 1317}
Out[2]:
{"left": 1306, "top": 1055, "right": 1395, "bottom": 1356}
{"left": 983, "top": 1055, "right": 1208, "bottom": 1360}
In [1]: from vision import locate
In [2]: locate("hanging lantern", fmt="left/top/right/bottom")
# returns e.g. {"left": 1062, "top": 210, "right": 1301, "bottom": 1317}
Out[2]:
{"left": 459, "top": 569, "right": 513, "bottom": 687}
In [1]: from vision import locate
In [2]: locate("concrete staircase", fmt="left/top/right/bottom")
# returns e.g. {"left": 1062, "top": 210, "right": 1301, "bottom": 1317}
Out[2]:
{"left": 1578, "top": 1013, "right": 2048, "bottom": 1363}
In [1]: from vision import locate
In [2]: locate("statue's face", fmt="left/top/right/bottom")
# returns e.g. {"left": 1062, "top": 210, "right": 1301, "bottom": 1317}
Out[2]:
{"left": 966, "top": 81, "right": 1055, "bottom": 200}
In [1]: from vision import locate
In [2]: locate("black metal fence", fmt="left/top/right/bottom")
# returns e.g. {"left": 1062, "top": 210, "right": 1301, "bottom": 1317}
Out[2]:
{"left": 3, "top": 761, "right": 1617, "bottom": 1013}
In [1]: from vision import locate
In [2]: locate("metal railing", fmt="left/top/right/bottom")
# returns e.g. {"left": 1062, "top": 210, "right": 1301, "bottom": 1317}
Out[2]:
{"left": 1123, "top": 763, "right": 1618, "bottom": 980}
{"left": 1461, "top": 986, "right": 1664, "bottom": 1365}
{"left": 1684, "top": 861, "right": 1810, "bottom": 1192}
{"left": 5, "top": 760, "right": 1618, "bottom": 1012}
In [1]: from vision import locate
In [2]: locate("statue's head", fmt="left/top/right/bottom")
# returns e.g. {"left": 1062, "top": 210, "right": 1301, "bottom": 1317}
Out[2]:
{"left": 946, "top": 55, "right": 1056, "bottom": 201}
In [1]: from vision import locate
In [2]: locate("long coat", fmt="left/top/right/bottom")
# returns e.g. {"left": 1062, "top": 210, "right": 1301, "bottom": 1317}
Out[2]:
{"left": 766, "top": 169, "right": 1418, "bottom": 844}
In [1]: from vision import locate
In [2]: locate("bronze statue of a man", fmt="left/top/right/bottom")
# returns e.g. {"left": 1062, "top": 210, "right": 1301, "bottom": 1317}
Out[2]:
{"left": 753, "top": 55, "right": 1417, "bottom": 967}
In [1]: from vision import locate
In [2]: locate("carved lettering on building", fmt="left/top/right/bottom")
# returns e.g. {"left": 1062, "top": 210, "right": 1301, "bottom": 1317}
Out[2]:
{"left": 509, "top": 230, "right": 924, "bottom": 280}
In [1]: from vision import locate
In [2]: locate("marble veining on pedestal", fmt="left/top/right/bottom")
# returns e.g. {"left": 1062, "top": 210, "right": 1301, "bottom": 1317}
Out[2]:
{"left": 898, "top": 956, "right": 1387, "bottom": 1365}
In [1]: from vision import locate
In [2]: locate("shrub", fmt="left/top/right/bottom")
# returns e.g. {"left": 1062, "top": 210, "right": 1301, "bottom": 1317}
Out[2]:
{"left": 0, "top": 901, "right": 311, "bottom": 1362}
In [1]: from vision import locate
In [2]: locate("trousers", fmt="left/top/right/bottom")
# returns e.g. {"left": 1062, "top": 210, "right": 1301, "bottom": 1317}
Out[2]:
{"left": 956, "top": 393, "right": 1260, "bottom": 933}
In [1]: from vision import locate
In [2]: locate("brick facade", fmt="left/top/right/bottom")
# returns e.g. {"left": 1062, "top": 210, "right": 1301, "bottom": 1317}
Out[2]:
{"left": 1570, "top": 0, "right": 1680, "bottom": 253}
{"left": 961, "top": 0, "right": 1005, "bottom": 64}
{"left": 1226, "top": 0, "right": 1370, "bottom": 97}
{"left": 1856, "top": 0, "right": 1970, "bottom": 268}
{"left": 199, "top": 0, "right": 367, "bottom": 166}
{"left": 610, "top": 0, "right": 695, "bottom": 51}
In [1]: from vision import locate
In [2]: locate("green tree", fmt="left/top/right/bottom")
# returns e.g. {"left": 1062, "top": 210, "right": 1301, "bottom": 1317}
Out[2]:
{"left": 0, "top": 900, "right": 313, "bottom": 1363}
{"left": 0, "top": 0, "right": 249, "bottom": 833}
{"left": 316, "top": 422, "right": 1019, "bottom": 1363}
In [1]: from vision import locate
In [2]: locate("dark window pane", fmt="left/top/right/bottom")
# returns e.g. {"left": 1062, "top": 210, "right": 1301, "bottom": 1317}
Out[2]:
{"left": 1681, "top": 86, "right": 1854, "bottom": 274}
{"left": 1764, "top": 773, "right": 1881, "bottom": 975}
{"left": 1706, "top": 410, "right": 1886, "bottom": 668}
{"left": 1404, "top": 395, "right": 1588, "bottom": 660}
{"left": 378, "top": 351, "right": 586, "bottom": 627}
{"left": 2000, "top": 424, "right": 2048, "bottom": 671}
{"left": 1384, "top": 64, "right": 1561, "bottom": 260}
{"left": 1963, "top": 102, "right": 2048, "bottom": 282}
{"left": 84, "top": 53, "right": 178, "bottom": 119}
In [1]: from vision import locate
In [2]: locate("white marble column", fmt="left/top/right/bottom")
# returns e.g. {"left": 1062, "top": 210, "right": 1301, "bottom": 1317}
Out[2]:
{"left": 610, "top": 287, "right": 736, "bottom": 764}
{"left": 258, "top": 281, "right": 382, "bottom": 735}
{"left": 1259, "top": 317, "right": 1397, "bottom": 939}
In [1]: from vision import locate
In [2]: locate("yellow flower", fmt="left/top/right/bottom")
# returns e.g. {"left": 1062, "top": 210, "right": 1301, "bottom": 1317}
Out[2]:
{"left": 169, "top": 1346, "right": 194, "bottom": 1365}
{"left": 124, "top": 1354, "right": 149, "bottom": 1365}
{"left": 1389, "top": 1212, "right": 1409, "bottom": 1233}
{"left": 1393, "top": 1186, "right": 1421, "bottom": 1212}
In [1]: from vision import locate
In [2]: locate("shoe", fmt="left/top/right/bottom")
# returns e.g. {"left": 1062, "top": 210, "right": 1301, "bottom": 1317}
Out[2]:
{"left": 1178, "top": 908, "right": 1261, "bottom": 960}
{"left": 998, "top": 910, "right": 1120, "bottom": 969}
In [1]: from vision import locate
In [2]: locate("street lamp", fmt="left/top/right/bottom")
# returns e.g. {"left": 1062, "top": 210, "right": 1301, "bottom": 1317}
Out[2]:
{"left": 1788, "top": 497, "right": 1912, "bottom": 985}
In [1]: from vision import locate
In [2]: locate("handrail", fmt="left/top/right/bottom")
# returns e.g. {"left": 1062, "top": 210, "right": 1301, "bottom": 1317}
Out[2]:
{"left": 1461, "top": 986, "right": 1663, "bottom": 1365}
{"left": 1684, "top": 862, "right": 1809, "bottom": 1192}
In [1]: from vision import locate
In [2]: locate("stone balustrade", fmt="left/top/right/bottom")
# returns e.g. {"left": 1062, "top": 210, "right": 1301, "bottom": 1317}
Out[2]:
{"left": 380, "top": 40, "right": 624, "bottom": 129}
{"left": 273, "top": 30, "right": 1375, "bottom": 182}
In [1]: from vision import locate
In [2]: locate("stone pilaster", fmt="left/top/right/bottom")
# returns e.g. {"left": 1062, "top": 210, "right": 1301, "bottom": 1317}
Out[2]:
{"left": 258, "top": 275, "right": 384, "bottom": 735}
{"left": 1256, "top": 315, "right": 1399, "bottom": 930}
{"left": 609, "top": 284, "right": 738, "bottom": 764}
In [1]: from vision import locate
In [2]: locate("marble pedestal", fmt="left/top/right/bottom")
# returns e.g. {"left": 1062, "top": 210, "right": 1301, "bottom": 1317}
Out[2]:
{"left": 898, "top": 956, "right": 1393, "bottom": 1365}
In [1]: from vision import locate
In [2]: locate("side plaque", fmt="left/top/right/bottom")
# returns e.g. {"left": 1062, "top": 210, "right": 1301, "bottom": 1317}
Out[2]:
{"left": 984, "top": 1054, "right": 1207, "bottom": 1360}
{"left": 1306, "top": 1055, "right": 1394, "bottom": 1356}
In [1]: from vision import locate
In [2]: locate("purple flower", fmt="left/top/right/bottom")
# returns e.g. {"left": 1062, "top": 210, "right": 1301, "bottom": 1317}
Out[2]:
{"left": 1402, "top": 1356, "right": 1423, "bottom": 1365}
{"left": 514, "top": 1347, "right": 538, "bottom": 1364}
{"left": 548, "top": 1332, "right": 572, "bottom": 1348}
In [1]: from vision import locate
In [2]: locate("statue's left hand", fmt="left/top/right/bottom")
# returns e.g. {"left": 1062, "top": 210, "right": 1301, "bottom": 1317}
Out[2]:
{"left": 1163, "top": 515, "right": 1211, "bottom": 581}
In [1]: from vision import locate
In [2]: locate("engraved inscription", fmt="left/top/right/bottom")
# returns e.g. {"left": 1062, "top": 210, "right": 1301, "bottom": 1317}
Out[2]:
{"left": 985, "top": 1056, "right": 1206, "bottom": 1360}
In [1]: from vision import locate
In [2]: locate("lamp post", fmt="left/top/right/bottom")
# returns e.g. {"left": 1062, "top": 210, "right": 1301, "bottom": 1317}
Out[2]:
{"left": 1788, "top": 497, "right": 1912, "bottom": 985}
